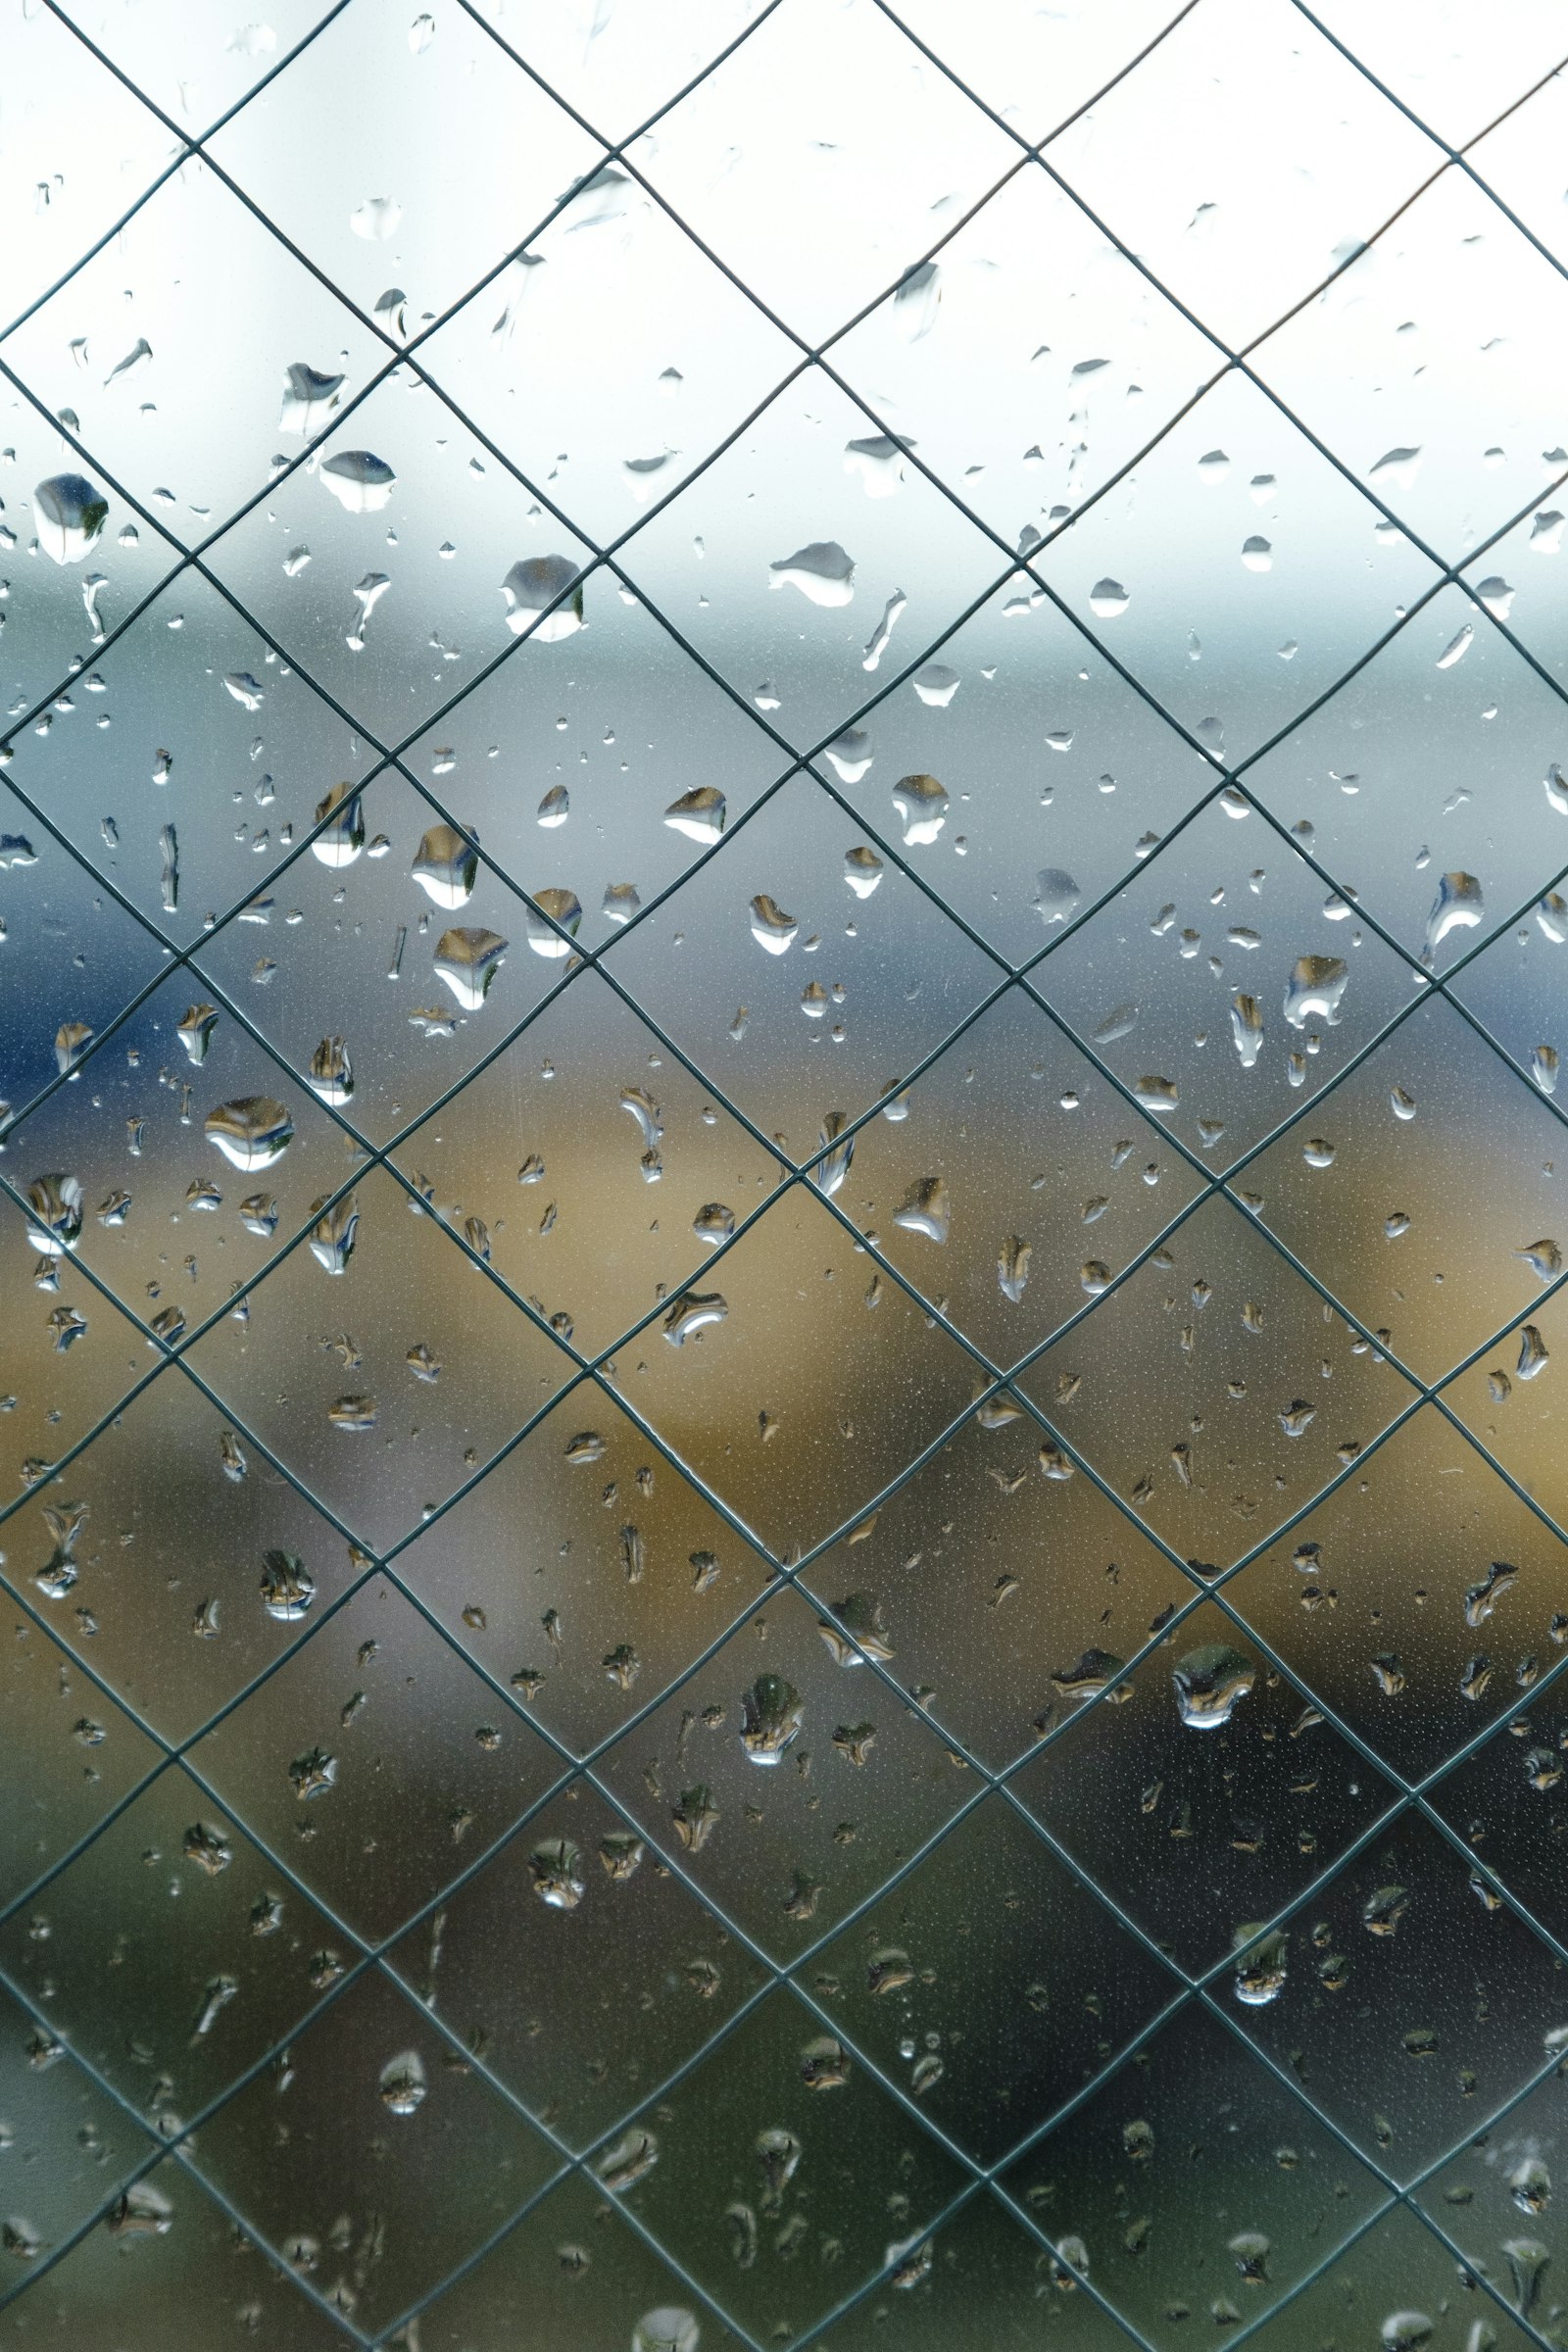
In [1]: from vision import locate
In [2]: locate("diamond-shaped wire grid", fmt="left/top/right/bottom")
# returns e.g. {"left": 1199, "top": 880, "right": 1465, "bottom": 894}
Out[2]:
{"left": 3, "top": 3, "right": 1568, "bottom": 2346}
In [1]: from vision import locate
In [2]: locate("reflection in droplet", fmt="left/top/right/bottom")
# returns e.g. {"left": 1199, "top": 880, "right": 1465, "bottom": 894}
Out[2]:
{"left": 260, "top": 1550, "right": 315, "bottom": 1622}
{"left": 894, "top": 1174, "right": 950, "bottom": 1244}
{"left": 530, "top": 1837, "right": 585, "bottom": 1911}
{"left": 312, "top": 781, "right": 365, "bottom": 868}
{"left": 434, "top": 927, "right": 508, "bottom": 1007}
{"left": 206, "top": 1099, "right": 293, "bottom": 1172}
{"left": 891, "top": 772, "right": 948, "bottom": 846}
{"left": 750, "top": 895, "right": 798, "bottom": 955}
{"left": 844, "top": 846, "right": 884, "bottom": 899}
{"left": 413, "top": 823, "right": 479, "bottom": 907}
{"left": 378, "top": 2050, "right": 426, "bottom": 2115}
{"left": 1283, "top": 955, "right": 1348, "bottom": 1029}
{"left": 319, "top": 451, "right": 396, "bottom": 513}
{"left": 1423, "top": 871, "right": 1484, "bottom": 962}
{"left": 279, "top": 363, "right": 344, "bottom": 435}
{"left": 34, "top": 474, "right": 108, "bottom": 564}
{"left": 741, "top": 1673, "right": 804, "bottom": 1764}
{"left": 1034, "top": 868, "right": 1080, "bottom": 926}
{"left": 1173, "top": 1643, "right": 1254, "bottom": 1729}
{"left": 501, "top": 555, "right": 584, "bottom": 640}
{"left": 633, "top": 2307, "right": 699, "bottom": 2352}
{"left": 768, "top": 540, "right": 855, "bottom": 606}
{"left": 664, "top": 786, "right": 725, "bottom": 845}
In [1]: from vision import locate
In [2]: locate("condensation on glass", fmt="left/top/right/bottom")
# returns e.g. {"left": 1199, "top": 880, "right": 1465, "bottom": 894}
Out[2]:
{"left": 0, "top": 0, "right": 1566, "bottom": 2347}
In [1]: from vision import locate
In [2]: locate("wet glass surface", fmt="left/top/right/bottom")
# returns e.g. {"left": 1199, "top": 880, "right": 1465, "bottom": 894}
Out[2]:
{"left": 3, "top": 4, "right": 1568, "bottom": 2348}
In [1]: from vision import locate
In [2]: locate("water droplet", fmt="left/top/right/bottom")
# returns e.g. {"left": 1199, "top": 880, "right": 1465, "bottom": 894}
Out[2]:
{"left": 501, "top": 555, "right": 584, "bottom": 640}
{"left": 1053, "top": 1646, "right": 1128, "bottom": 1702}
{"left": 750, "top": 895, "right": 798, "bottom": 955}
{"left": 1423, "top": 871, "right": 1485, "bottom": 961}
{"left": 319, "top": 451, "right": 396, "bottom": 513}
{"left": 1231, "top": 993, "right": 1264, "bottom": 1067}
{"left": 308, "top": 1194, "right": 359, "bottom": 1276}
{"left": 327, "top": 1396, "right": 378, "bottom": 1432}
{"left": 24, "top": 1173, "right": 83, "bottom": 1255}
{"left": 663, "top": 1291, "right": 726, "bottom": 1345}
{"left": 692, "top": 1202, "right": 735, "bottom": 1247}
{"left": 275, "top": 361, "right": 345, "bottom": 441}
{"left": 260, "top": 1551, "right": 314, "bottom": 1621}
{"left": 1173, "top": 1642, "right": 1254, "bottom": 1729}
{"left": 663, "top": 786, "right": 725, "bottom": 845}
{"left": 378, "top": 2050, "right": 426, "bottom": 2115}
{"left": 1510, "top": 2159, "right": 1551, "bottom": 2216}
{"left": 894, "top": 1174, "right": 950, "bottom": 1243}
{"left": 741, "top": 1672, "right": 804, "bottom": 1764}
{"left": 911, "top": 662, "right": 959, "bottom": 708}
{"left": 1283, "top": 955, "right": 1348, "bottom": 1029}
{"left": 843, "top": 846, "right": 884, "bottom": 900}
{"left": 434, "top": 926, "right": 508, "bottom": 1005}
{"left": 999, "top": 1235, "right": 1031, "bottom": 1302}
{"left": 1232, "top": 1928, "right": 1287, "bottom": 2007}
{"left": 411, "top": 823, "right": 478, "bottom": 907}
{"left": 768, "top": 541, "right": 855, "bottom": 606}
{"left": 1034, "top": 868, "right": 1080, "bottom": 925}
{"left": 34, "top": 474, "right": 107, "bottom": 564}
{"left": 1089, "top": 578, "right": 1129, "bottom": 617}
{"left": 351, "top": 195, "right": 402, "bottom": 240}
{"left": 1363, "top": 1884, "right": 1408, "bottom": 1936}
{"left": 1504, "top": 2242, "right": 1550, "bottom": 2319}
{"left": 824, "top": 727, "right": 874, "bottom": 782}
{"left": 814, "top": 1592, "right": 892, "bottom": 1672}
{"left": 891, "top": 772, "right": 948, "bottom": 846}
{"left": 524, "top": 890, "right": 581, "bottom": 957}
{"left": 801, "top": 2034, "right": 851, "bottom": 2090}
{"left": 815, "top": 1110, "right": 854, "bottom": 1197}
{"left": 530, "top": 1837, "right": 585, "bottom": 1910}
{"left": 308, "top": 1037, "right": 354, "bottom": 1104}
{"left": 633, "top": 2308, "right": 699, "bottom": 2352}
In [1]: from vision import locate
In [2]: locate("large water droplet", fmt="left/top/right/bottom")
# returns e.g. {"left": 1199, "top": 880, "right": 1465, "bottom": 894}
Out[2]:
{"left": 741, "top": 1673, "right": 804, "bottom": 1764}
{"left": 206, "top": 1099, "right": 294, "bottom": 1172}
{"left": 891, "top": 772, "right": 948, "bottom": 846}
{"left": 279, "top": 363, "right": 344, "bottom": 435}
{"left": 378, "top": 2050, "right": 426, "bottom": 2114}
{"left": 501, "top": 555, "right": 584, "bottom": 640}
{"left": 525, "top": 889, "right": 581, "bottom": 956}
{"left": 1282, "top": 955, "right": 1348, "bottom": 1029}
{"left": 663, "top": 786, "right": 725, "bottom": 844}
{"left": 1173, "top": 1642, "right": 1254, "bottom": 1729}
{"left": 1423, "top": 871, "right": 1484, "bottom": 962}
{"left": 434, "top": 927, "right": 508, "bottom": 1007}
{"left": 413, "top": 823, "right": 479, "bottom": 907}
{"left": 312, "top": 782, "right": 365, "bottom": 868}
{"left": 319, "top": 451, "right": 396, "bottom": 513}
{"left": 34, "top": 474, "right": 108, "bottom": 564}
{"left": 768, "top": 541, "right": 855, "bottom": 606}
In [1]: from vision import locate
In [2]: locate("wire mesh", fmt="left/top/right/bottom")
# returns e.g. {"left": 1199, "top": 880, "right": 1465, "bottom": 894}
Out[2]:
{"left": 2, "top": 2, "right": 1567, "bottom": 2345}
